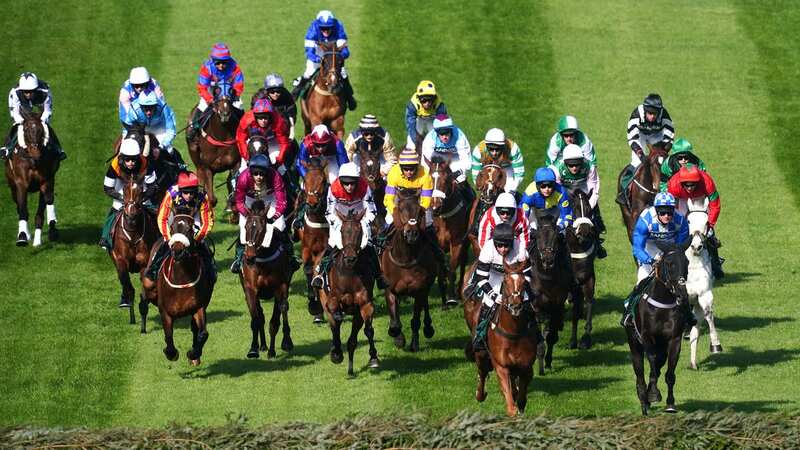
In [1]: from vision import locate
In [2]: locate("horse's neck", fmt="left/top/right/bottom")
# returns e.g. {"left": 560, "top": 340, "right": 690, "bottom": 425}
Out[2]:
{"left": 647, "top": 277, "right": 674, "bottom": 303}
{"left": 209, "top": 113, "right": 236, "bottom": 138}
{"left": 169, "top": 253, "right": 201, "bottom": 282}
{"left": 390, "top": 232, "right": 420, "bottom": 260}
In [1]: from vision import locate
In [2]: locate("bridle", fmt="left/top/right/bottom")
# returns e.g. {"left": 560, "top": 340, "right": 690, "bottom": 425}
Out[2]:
{"left": 120, "top": 181, "right": 146, "bottom": 244}
{"left": 653, "top": 249, "right": 687, "bottom": 300}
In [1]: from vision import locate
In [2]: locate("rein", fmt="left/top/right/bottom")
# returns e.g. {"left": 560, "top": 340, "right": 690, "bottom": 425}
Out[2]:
{"left": 162, "top": 255, "right": 203, "bottom": 289}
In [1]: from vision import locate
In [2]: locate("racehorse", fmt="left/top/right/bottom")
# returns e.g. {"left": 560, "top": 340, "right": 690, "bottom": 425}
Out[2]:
{"left": 381, "top": 189, "right": 438, "bottom": 352}
{"left": 141, "top": 211, "right": 214, "bottom": 365}
{"left": 239, "top": 201, "right": 294, "bottom": 359}
{"left": 685, "top": 205, "right": 722, "bottom": 370}
{"left": 530, "top": 212, "right": 572, "bottom": 375}
{"left": 617, "top": 145, "right": 669, "bottom": 243}
{"left": 463, "top": 259, "right": 539, "bottom": 416}
{"left": 318, "top": 209, "right": 380, "bottom": 376}
{"left": 468, "top": 164, "right": 506, "bottom": 255}
{"left": 186, "top": 82, "right": 242, "bottom": 209}
{"left": 4, "top": 110, "right": 60, "bottom": 246}
{"left": 565, "top": 189, "right": 597, "bottom": 349}
{"left": 354, "top": 145, "right": 386, "bottom": 231}
{"left": 300, "top": 42, "right": 347, "bottom": 140}
{"left": 243, "top": 135, "right": 297, "bottom": 222}
{"left": 428, "top": 157, "right": 469, "bottom": 307}
{"left": 297, "top": 158, "right": 329, "bottom": 323}
{"left": 109, "top": 177, "right": 158, "bottom": 324}
{"left": 625, "top": 241, "right": 690, "bottom": 415}
{"left": 115, "top": 123, "right": 179, "bottom": 204}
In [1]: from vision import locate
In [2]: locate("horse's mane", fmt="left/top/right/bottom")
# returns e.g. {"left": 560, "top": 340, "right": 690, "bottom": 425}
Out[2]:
{"left": 249, "top": 200, "right": 266, "bottom": 215}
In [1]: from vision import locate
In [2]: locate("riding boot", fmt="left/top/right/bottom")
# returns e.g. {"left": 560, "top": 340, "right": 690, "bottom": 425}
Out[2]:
{"left": 311, "top": 245, "right": 333, "bottom": 289}
{"left": 46, "top": 125, "right": 66, "bottom": 161}
{"left": 616, "top": 165, "right": 634, "bottom": 207}
{"left": 366, "top": 245, "right": 388, "bottom": 289}
{"left": 230, "top": 242, "right": 244, "bottom": 274}
{"left": 99, "top": 208, "right": 118, "bottom": 251}
{"left": 170, "top": 148, "right": 187, "bottom": 172}
{"left": 145, "top": 241, "right": 170, "bottom": 281}
{"left": 375, "top": 223, "right": 393, "bottom": 255}
{"left": 199, "top": 241, "right": 218, "bottom": 285}
{"left": 291, "top": 76, "right": 311, "bottom": 100}
{"left": 621, "top": 277, "right": 650, "bottom": 327}
{"left": 279, "top": 231, "right": 301, "bottom": 272}
{"left": 425, "top": 225, "right": 448, "bottom": 270}
{"left": 341, "top": 77, "right": 357, "bottom": 111}
{"left": 472, "top": 302, "right": 494, "bottom": 352}
{"left": 595, "top": 233, "right": 608, "bottom": 259}
{"left": 0, "top": 125, "right": 17, "bottom": 159}
{"left": 708, "top": 241, "right": 725, "bottom": 279}
{"left": 292, "top": 199, "right": 307, "bottom": 236}
{"left": 593, "top": 205, "right": 607, "bottom": 234}
{"left": 187, "top": 108, "right": 211, "bottom": 142}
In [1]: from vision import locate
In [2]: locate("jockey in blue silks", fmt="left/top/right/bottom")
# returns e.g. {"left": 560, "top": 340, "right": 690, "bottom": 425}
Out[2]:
{"left": 122, "top": 91, "right": 184, "bottom": 167}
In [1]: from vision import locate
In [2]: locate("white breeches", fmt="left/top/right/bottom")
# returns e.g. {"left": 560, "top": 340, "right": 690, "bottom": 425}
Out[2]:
{"left": 502, "top": 167, "right": 519, "bottom": 192}
{"left": 328, "top": 219, "right": 371, "bottom": 249}
{"left": 197, "top": 97, "right": 242, "bottom": 112}
{"left": 238, "top": 194, "right": 286, "bottom": 242}
{"left": 481, "top": 273, "right": 504, "bottom": 306}
{"left": 636, "top": 241, "right": 663, "bottom": 282}
{"left": 385, "top": 208, "right": 433, "bottom": 227}
{"left": 406, "top": 117, "right": 436, "bottom": 149}
{"left": 304, "top": 59, "right": 348, "bottom": 79}
{"left": 630, "top": 133, "right": 667, "bottom": 167}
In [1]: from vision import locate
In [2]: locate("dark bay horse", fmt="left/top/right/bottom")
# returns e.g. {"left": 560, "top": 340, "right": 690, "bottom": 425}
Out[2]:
{"left": 354, "top": 146, "right": 386, "bottom": 231}
{"left": 141, "top": 212, "right": 214, "bottom": 365}
{"left": 625, "top": 241, "right": 690, "bottom": 415}
{"left": 530, "top": 212, "right": 572, "bottom": 375}
{"left": 113, "top": 127, "right": 175, "bottom": 204}
{"left": 319, "top": 209, "right": 379, "bottom": 376}
{"left": 187, "top": 82, "right": 241, "bottom": 209}
{"left": 468, "top": 164, "right": 506, "bottom": 255}
{"left": 247, "top": 135, "right": 297, "bottom": 220}
{"left": 297, "top": 158, "right": 329, "bottom": 323}
{"left": 110, "top": 177, "right": 159, "bottom": 324}
{"left": 301, "top": 42, "right": 346, "bottom": 140}
{"left": 428, "top": 157, "right": 469, "bottom": 307}
{"left": 4, "top": 111, "right": 60, "bottom": 246}
{"left": 381, "top": 189, "right": 438, "bottom": 352}
{"left": 240, "top": 201, "right": 294, "bottom": 359}
{"left": 618, "top": 145, "right": 668, "bottom": 242}
{"left": 463, "top": 260, "right": 539, "bottom": 416}
{"left": 566, "top": 189, "right": 597, "bottom": 349}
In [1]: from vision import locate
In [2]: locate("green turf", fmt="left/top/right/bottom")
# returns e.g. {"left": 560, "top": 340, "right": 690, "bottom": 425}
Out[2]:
{"left": 0, "top": 0, "right": 798, "bottom": 428}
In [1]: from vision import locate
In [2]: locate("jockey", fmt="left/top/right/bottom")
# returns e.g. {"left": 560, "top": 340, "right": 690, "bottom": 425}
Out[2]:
{"left": 468, "top": 222, "right": 533, "bottom": 352}
{"left": 145, "top": 172, "right": 216, "bottom": 284}
{"left": 99, "top": 139, "right": 157, "bottom": 253}
{"left": 344, "top": 114, "right": 397, "bottom": 177}
{"left": 122, "top": 91, "right": 183, "bottom": 166}
{"left": 519, "top": 167, "right": 574, "bottom": 232}
{"left": 545, "top": 115, "right": 597, "bottom": 167}
{"left": 627, "top": 93, "right": 674, "bottom": 168}
{"left": 624, "top": 192, "right": 691, "bottom": 328}
{"left": 550, "top": 144, "right": 607, "bottom": 258}
{"left": 1, "top": 72, "right": 66, "bottom": 161}
{"left": 118, "top": 67, "right": 165, "bottom": 123}
{"left": 230, "top": 154, "right": 300, "bottom": 274}
{"left": 311, "top": 162, "right": 387, "bottom": 293}
{"left": 291, "top": 10, "right": 356, "bottom": 111}
{"left": 420, "top": 114, "right": 474, "bottom": 205}
{"left": 660, "top": 137, "right": 706, "bottom": 191}
{"left": 405, "top": 80, "right": 447, "bottom": 149}
{"left": 477, "top": 192, "right": 530, "bottom": 250}
{"left": 251, "top": 73, "right": 297, "bottom": 140}
{"left": 188, "top": 43, "right": 245, "bottom": 141}
{"left": 235, "top": 98, "right": 291, "bottom": 170}
{"left": 470, "top": 128, "right": 525, "bottom": 198}
{"left": 667, "top": 164, "right": 724, "bottom": 278}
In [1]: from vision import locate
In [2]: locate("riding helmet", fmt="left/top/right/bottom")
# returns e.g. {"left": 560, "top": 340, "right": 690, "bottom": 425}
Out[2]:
{"left": 177, "top": 172, "right": 200, "bottom": 189}
{"left": 492, "top": 222, "right": 515, "bottom": 246}
{"left": 248, "top": 154, "right": 270, "bottom": 171}
{"left": 398, "top": 148, "right": 420, "bottom": 166}
{"left": 433, "top": 114, "right": 454, "bottom": 133}
{"left": 562, "top": 144, "right": 584, "bottom": 163}
{"left": 309, "top": 124, "right": 333, "bottom": 145}
{"left": 129, "top": 67, "right": 151, "bottom": 85}
{"left": 534, "top": 167, "right": 556, "bottom": 184}
{"left": 556, "top": 115, "right": 580, "bottom": 134}
{"left": 316, "top": 10, "right": 336, "bottom": 28}
{"left": 672, "top": 138, "right": 693, "bottom": 154}
{"left": 678, "top": 164, "right": 702, "bottom": 183}
{"left": 359, "top": 114, "right": 380, "bottom": 130}
{"left": 119, "top": 139, "right": 141, "bottom": 157}
{"left": 643, "top": 93, "right": 663, "bottom": 113}
{"left": 653, "top": 192, "right": 676, "bottom": 208}
{"left": 138, "top": 91, "right": 159, "bottom": 106}
{"left": 484, "top": 128, "right": 505, "bottom": 145}
{"left": 18, "top": 72, "right": 39, "bottom": 91}
{"left": 264, "top": 73, "right": 284, "bottom": 89}
{"left": 416, "top": 80, "right": 437, "bottom": 98}
{"left": 253, "top": 99, "right": 273, "bottom": 115}
{"left": 210, "top": 43, "right": 232, "bottom": 61}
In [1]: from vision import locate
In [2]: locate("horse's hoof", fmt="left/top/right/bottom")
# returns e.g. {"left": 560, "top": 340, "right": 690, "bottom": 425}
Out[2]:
{"left": 281, "top": 336, "right": 294, "bottom": 352}
{"left": 368, "top": 357, "right": 380, "bottom": 369}
{"left": 387, "top": 325, "right": 401, "bottom": 338}
{"left": 267, "top": 349, "right": 276, "bottom": 359}
{"left": 190, "top": 359, "right": 201, "bottom": 366}
{"left": 260, "top": 344, "right": 268, "bottom": 352}
{"left": 247, "top": 349, "right": 259, "bottom": 359}
{"left": 579, "top": 335, "right": 593, "bottom": 350}
{"left": 648, "top": 388, "right": 662, "bottom": 404}
{"left": 664, "top": 404, "right": 678, "bottom": 413}
{"left": 307, "top": 300, "right": 323, "bottom": 316}
{"left": 710, "top": 344, "right": 723, "bottom": 353}
{"left": 641, "top": 405, "right": 650, "bottom": 416}
{"left": 408, "top": 340, "right": 419, "bottom": 353}
{"left": 569, "top": 339, "right": 578, "bottom": 349}
{"left": 683, "top": 331, "right": 691, "bottom": 340}
{"left": 690, "top": 362, "right": 698, "bottom": 370}
{"left": 16, "top": 233, "right": 28, "bottom": 247}
{"left": 393, "top": 334, "right": 406, "bottom": 349}
{"left": 476, "top": 390, "right": 487, "bottom": 402}
{"left": 330, "top": 351, "right": 344, "bottom": 364}
{"left": 539, "top": 369, "right": 545, "bottom": 376}
{"left": 545, "top": 362, "right": 552, "bottom": 369}
{"left": 164, "top": 348, "right": 179, "bottom": 361}
{"left": 313, "top": 314, "right": 325, "bottom": 325}
{"left": 423, "top": 325, "right": 435, "bottom": 339}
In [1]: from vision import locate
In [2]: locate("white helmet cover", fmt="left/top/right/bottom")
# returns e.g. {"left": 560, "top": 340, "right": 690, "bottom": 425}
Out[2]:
{"left": 129, "top": 67, "right": 151, "bottom": 85}
{"left": 495, "top": 192, "right": 517, "bottom": 209}
{"left": 338, "top": 162, "right": 360, "bottom": 178}
{"left": 484, "top": 128, "right": 505, "bottom": 145}
{"left": 562, "top": 144, "right": 584, "bottom": 161}
{"left": 18, "top": 72, "right": 39, "bottom": 90}
{"left": 264, "top": 73, "right": 284, "bottom": 89}
{"left": 119, "top": 139, "right": 141, "bottom": 157}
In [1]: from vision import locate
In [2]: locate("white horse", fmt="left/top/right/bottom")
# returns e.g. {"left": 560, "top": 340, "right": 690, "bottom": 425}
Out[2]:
{"left": 684, "top": 199, "right": 722, "bottom": 370}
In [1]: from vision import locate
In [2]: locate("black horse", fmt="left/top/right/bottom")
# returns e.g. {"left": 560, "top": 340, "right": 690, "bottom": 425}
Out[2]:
{"left": 624, "top": 241, "right": 690, "bottom": 415}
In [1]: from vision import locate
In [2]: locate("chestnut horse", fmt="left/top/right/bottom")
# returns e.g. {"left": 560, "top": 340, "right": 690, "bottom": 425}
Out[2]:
{"left": 381, "top": 189, "right": 438, "bottom": 352}
{"left": 319, "top": 209, "right": 380, "bottom": 376}
{"left": 468, "top": 164, "right": 506, "bottom": 255}
{"left": 110, "top": 177, "right": 159, "bottom": 324}
{"left": 187, "top": 82, "right": 241, "bottom": 209}
{"left": 239, "top": 201, "right": 294, "bottom": 359}
{"left": 301, "top": 42, "right": 347, "bottom": 140}
{"left": 427, "top": 157, "right": 469, "bottom": 307}
{"left": 4, "top": 111, "right": 60, "bottom": 246}
{"left": 297, "top": 158, "right": 329, "bottom": 323}
{"left": 617, "top": 145, "right": 668, "bottom": 242}
{"left": 565, "top": 189, "right": 597, "bottom": 350}
{"left": 463, "top": 259, "right": 539, "bottom": 416}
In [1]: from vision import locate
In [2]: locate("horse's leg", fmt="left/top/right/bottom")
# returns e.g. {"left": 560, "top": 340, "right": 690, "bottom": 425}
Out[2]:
{"left": 346, "top": 312, "right": 364, "bottom": 377}
{"left": 494, "top": 365, "right": 518, "bottom": 416}
{"left": 436, "top": 262, "right": 447, "bottom": 309}
{"left": 664, "top": 336, "right": 682, "bottom": 413}
{"left": 44, "top": 178, "right": 58, "bottom": 241}
{"left": 304, "top": 262, "right": 323, "bottom": 324}
{"left": 423, "top": 296, "right": 435, "bottom": 339}
{"left": 579, "top": 276, "right": 596, "bottom": 349}
{"left": 32, "top": 191, "right": 45, "bottom": 246}
{"left": 446, "top": 242, "right": 461, "bottom": 306}
{"left": 537, "top": 323, "right": 547, "bottom": 376}
{"left": 408, "top": 295, "right": 423, "bottom": 352}
{"left": 258, "top": 302, "right": 267, "bottom": 352}
{"left": 689, "top": 303, "right": 701, "bottom": 370}
{"left": 475, "top": 353, "right": 490, "bottom": 402}
{"left": 279, "top": 285, "right": 294, "bottom": 352}
{"left": 115, "top": 265, "right": 135, "bottom": 322}
{"left": 516, "top": 366, "right": 533, "bottom": 414}
{"left": 267, "top": 299, "right": 280, "bottom": 358}
{"left": 645, "top": 346, "right": 663, "bottom": 404}
{"left": 385, "top": 289, "right": 405, "bottom": 348}
{"left": 569, "top": 284, "right": 581, "bottom": 349}
{"left": 245, "top": 287, "right": 263, "bottom": 358}
{"left": 14, "top": 180, "right": 30, "bottom": 245}
{"left": 701, "top": 291, "right": 722, "bottom": 353}
{"left": 187, "top": 307, "right": 209, "bottom": 366}
{"left": 138, "top": 293, "right": 149, "bottom": 334}
{"left": 361, "top": 301, "right": 379, "bottom": 368}
{"left": 160, "top": 310, "right": 179, "bottom": 361}
{"left": 544, "top": 323, "right": 558, "bottom": 370}
{"left": 197, "top": 165, "right": 216, "bottom": 208}
{"left": 328, "top": 301, "right": 344, "bottom": 364}
{"left": 626, "top": 328, "right": 649, "bottom": 415}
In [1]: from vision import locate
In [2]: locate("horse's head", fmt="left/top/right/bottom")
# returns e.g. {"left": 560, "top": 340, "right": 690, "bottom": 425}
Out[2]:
{"left": 640, "top": 145, "right": 667, "bottom": 191}
{"left": 357, "top": 150, "right": 382, "bottom": 186}
{"left": 301, "top": 158, "right": 329, "bottom": 214}
{"left": 212, "top": 82, "right": 234, "bottom": 123}
{"left": 686, "top": 209, "right": 710, "bottom": 257}
{"left": 338, "top": 209, "right": 365, "bottom": 269}
{"left": 654, "top": 241, "right": 690, "bottom": 302}
{"left": 395, "top": 188, "right": 423, "bottom": 244}
{"left": 318, "top": 42, "right": 343, "bottom": 92}
{"left": 122, "top": 176, "right": 145, "bottom": 227}
{"left": 428, "top": 157, "right": 455, "bottom": 214}
{"left": 476, "top": 164, "right": 506, "bottom": 205}
{"left": 169, "top": 208, "right": 196, "bottom": 261}
{"left": 243, "top": 200, "right": 270, "bottom": 263}
{"left": 501, "top": 259, "right": 528, "bottom": 316}
{"left": 569, "top": 189, "right": 595, "bottom": 244}
{"left": 18, "top": 111, "right": 48, "bottom": 161}
{"left": 533, "top": 211, "right": 559, "bottom": 272}
{"left": 247, "top": 135, "right": 269, "bottom": 160}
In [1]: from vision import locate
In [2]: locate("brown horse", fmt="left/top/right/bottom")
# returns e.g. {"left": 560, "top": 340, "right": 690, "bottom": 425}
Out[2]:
{"left": 142, "top": 212, "right": 214, "bottom": 364}
{"left": 109, "top": 177, "right": 159, "bottom": 324}
{"left": 463, "top": 259, "right": 539, "bottom": 416}
{"left": 530, "top": 212, "right": 572, "bottom": 375}
{"left": 468, "top": 164, "right": 506, "bottom": 255}
{"left": 4, "top": 111, "right": 60, "bottom": 246}
{"left": 381, "top": 189, "right": 438, "bottom": 352}
{"left": 355, "top": 146, "right": 386, "bottom": 232}
{"left": 618, "top": 145, "right": 668, "bottom": 242}
{"left": 297, "top": 158, "right": 329, "bottom": 323}
{"left": 239, "top": 201, "right": 294, "bottom": 359}
{"left": 565, "top": 189, "right": 597, "bottom": 350}
{"left": 301, "top": 42, "right": 347, "bottom": 140}
{"left": 319, "top": 209, "right": 380, "bottom": 376}
{"left": 187, "top": 82, "right": 241, "bottom": 209}
{"left": 427, "top": 157, "right": 469, "bottom": 307}
{"left": 112, "top": 127, "right": 176, "bottom": 205}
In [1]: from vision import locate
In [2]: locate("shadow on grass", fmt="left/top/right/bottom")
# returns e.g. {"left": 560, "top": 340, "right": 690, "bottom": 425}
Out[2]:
{"left": 551, "top": 347, "right": 631, "bottom": 371}
{"left": 681, "top": 399, "right": 794, "bottom": 413}
{"left": 59, "top": 223, "right": 102, "bottom": 246}
{"left": 699, "top": 346, "right": 800, "bottom": 375}
{"left": 718, "top": 315, "right": 794, "bottom": 332}
{"left": 173, "top": 309, "right": 244, "bottom": 329}
{"left": 715, "top": 271, "right": 760, "bottom": 286}
{"left": 585, "top": 325, "right": 629, "bottom": 347}
{"left": 184, "top": 355, "right": 317, "bottom": 379}
{"left": 380, "top": 354, "right": 468, "bottom": 379}
{"left": 535, "top": 376, "right": 622, "bottom": 396}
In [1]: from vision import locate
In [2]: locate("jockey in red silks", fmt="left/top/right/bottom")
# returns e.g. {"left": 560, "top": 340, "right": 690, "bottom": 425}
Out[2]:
{"left": 188, "top": 43, "right": 245, "bottom": 140}
{"left": 235, "top": 99, "right": 292, "bottom": 172}
{"left": 477, "top": 192, "right": 530, "bottom": 250}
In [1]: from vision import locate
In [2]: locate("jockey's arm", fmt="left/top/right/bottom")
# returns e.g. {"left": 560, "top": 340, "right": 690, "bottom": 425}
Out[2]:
{"left": 419, "top": 174, "right": 434, "bottom": 210}
{"left": 195, "top": 197, "right": 214, "bottom": 241}
{"left": 157, "top": 193, "right": 173, "bottom": 240}
{"left": 273, "top": 114, "right": 292, "bottom": 166}
{"left": 631, "top": 218, "right": 652, "bottom": 265}
{"left": 235, "top": 116, "right": 251, "bottom": 160}
{"left": 474, "top": 259, "right": 494, "bottom": 298}
{"left": 587, "top": 166, "right": 600, "bottom": 209}
{"left": 304, "top": 29, "right": 321, "bottom": 62}
{"left": 40, "top": 89, "right": 52, "bottom": 123}
{"left": 455, "top": 133, "right": 472, "bottom": 181}
{"left": 143, "top": 170, "right": 158, "bottom": 202}
{"left": 545, "top": 134, "right": 560, "bottom": 166}
{"left": 510, "top": 142, "right": 525, "bottom": 186}
{"left": 231, "top": 66, "right": 245, "bottom": 99}
{"left": 296, "top": 144, "right": 310, "bottom": 178}
{"left": 477, "top": 209, "right": 493, "bottom": 248}
{"left": 382, "top": 131, "right": 397, "bottom": 173}
{"left": 469, "top": 146, "right": 482, "bottom": 183}
{"left": 8, "top": 89, "right": 23, "bottom": 124}
{"left": 159, "top": 105, "right": 177, "bottom": 149}
{"left": 556, "top": 190, "right": 574, "bottom": 230}
{"left": 118, "top": 86, "right": 132, "bottom": 123}
{"left": 233, "top": 172, "right": 249, "bottom": 216}
{"left": 103, "top": 169, "right": 123, "bottom": 201}
{"left": 270, "top": 170, "right": 288, "bottom": 219}
{"left": 676, "top": 215, "right": 690, "bottom": 246}
{"left": 660, "top": 109, "right": 675, "bottom": 147}
{"left": 627, "top": 107, "right": 642, "bottom": 152}
{"left": 335, "top": 141, "right": 349, "bottom": 166}
{"left": 196, "top": 67, "right": 215, "bottom": 104}
{"left": 344, "top": 132, "right": 357, "bottom": 162}
{"left": 324, "top": 189, "right": 338, "bottom": 226}
{"left": 517, "top": 213, "right": 531, "bottom": 248}
{"left": 404, "top": 102, "right": 418, "bottom": 141}
{"left": 363, "top": 186, "right": 377, "bottom": 222}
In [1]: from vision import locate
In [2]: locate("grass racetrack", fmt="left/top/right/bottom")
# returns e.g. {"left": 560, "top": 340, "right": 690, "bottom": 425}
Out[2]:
{"left": 1, "top": 0, "right": 799, "bottom": 434}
